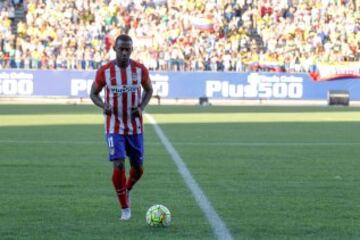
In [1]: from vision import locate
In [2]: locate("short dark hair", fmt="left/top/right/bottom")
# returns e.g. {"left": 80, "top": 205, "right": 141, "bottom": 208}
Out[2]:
{"left": 115, "top": 34, "right": 133, "bottom": 44}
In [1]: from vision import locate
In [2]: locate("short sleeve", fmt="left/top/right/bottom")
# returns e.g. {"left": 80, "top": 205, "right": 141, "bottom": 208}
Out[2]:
{"left": 141, "top": 65, "right": 150, "bottom": 85}
{"left": 95, "top": 68, "right": 106, "bottom": 87}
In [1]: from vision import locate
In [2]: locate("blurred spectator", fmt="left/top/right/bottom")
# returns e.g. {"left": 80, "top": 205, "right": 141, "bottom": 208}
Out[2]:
{"left": 0, "top": 0, "right": 359, "bottom": 72}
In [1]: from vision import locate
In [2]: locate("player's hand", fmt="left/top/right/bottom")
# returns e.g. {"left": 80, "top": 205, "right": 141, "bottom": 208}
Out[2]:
{"left": 103, "top": 103, "right": 112, "bottom": 115}
{"left": 131, "top": 106, "right": 142, "bottom": 118}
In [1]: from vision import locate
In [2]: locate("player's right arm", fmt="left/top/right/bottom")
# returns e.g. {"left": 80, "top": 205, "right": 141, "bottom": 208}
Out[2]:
{"left": 90, "top": 68, "right": 112, "bottom": 115}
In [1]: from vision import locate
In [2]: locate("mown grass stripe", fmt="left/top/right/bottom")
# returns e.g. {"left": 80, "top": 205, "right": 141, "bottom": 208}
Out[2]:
{"left": 1, "top": 139, "right": 360, "bottom": 147}
{"left": 1, "top": 112, "right": 360, "bottom": 127}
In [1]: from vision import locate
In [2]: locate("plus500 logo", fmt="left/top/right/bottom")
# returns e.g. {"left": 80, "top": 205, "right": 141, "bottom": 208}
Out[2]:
{"left": 206, "top": 73, "right": 303, "bottom": 98}
{"left": 0, "top": 79, "right": 34, "bottom": 95}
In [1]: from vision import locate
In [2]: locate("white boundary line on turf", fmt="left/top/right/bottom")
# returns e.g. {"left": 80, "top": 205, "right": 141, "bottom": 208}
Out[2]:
{"left": 145, "top": 113, "right": 234, "bottom": 240}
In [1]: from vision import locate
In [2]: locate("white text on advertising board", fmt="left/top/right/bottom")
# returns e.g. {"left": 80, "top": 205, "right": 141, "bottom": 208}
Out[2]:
{"left": 150, "top": 74, "right": 169, "bottom": 97}
{"left": 206, "top": 73, "right": 303, "bottom": 98}
{"left": 0, "top": 72, "right": 34, "bottom": 95}
{"left": 71, "top": 79, "right": 93, "bottom": 96}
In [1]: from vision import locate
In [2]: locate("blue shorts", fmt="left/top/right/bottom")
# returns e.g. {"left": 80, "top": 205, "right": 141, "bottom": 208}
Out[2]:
{"left": 105, "top": 133, "right": 144, "bottom": 166}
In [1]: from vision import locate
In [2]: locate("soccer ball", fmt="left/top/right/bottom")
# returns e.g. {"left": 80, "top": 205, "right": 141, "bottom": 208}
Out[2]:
{"left": 145, "top": 204, "right": 171, "bottom": 227}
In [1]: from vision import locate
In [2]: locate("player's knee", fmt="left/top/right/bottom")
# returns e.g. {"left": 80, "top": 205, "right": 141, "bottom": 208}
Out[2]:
{"left": 133, "top": 165, "right": 144, "bottom": 177}
{"left": 113, "top": 159, "right": 125, "bottom": 169}
{"left": 131, "top": 162, "right": 142, "bottom": 169}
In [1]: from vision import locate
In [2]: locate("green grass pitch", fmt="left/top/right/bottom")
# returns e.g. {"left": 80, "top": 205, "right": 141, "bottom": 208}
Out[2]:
{"left": 0, "top": 104, "right": 360, "bottom": 240}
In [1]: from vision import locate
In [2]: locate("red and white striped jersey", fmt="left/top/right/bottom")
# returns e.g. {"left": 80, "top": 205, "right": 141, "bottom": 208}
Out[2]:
{"left": 94, "top": 60, "right": 151, "bottom": 135}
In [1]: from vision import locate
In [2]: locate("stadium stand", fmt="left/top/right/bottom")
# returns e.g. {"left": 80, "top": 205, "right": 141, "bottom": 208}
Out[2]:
{"left": 0, "top": 0, "right": 359, "bottom": 72}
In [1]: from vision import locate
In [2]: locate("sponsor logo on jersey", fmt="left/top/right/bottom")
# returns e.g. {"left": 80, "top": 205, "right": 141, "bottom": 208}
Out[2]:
{"left": 111, "top": 85, "right": 138, "bottom": 93}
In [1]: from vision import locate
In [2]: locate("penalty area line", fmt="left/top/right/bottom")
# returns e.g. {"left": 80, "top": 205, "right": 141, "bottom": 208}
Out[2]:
{"left": 145, "top": 113, "right": 233, "bottom": 240}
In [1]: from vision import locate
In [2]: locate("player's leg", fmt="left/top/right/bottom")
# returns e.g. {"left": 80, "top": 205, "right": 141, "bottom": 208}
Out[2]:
{"left": 127, "top": 165, "right": 143, "bottom": 191}
{"left": 106, "top": 134, "right": 130, "bottom": 219}
{"left": 125, "top": 133, "right": 144, "bottom": 191}
{"left": 112, "top": 159, "right": 129, "bottom": 210}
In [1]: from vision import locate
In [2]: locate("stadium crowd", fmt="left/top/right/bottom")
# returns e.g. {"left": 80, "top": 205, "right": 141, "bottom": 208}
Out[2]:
{"left": 0, "top": 0, "right": 359, "bottom": 72}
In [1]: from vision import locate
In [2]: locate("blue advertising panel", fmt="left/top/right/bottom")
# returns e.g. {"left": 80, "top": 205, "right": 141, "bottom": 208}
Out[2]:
{"left": 1, "top": 69, "right": 360, "bottom": 100}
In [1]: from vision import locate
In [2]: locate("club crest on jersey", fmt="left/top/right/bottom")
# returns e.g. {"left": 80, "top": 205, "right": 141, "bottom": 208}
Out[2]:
{"left": 132, "top": 72, "right": 138, "bottom": 84}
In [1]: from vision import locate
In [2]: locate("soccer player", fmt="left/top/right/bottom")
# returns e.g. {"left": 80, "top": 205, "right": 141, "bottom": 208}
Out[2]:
{"left": 90, "top": 34, "right": 153, "bottom": 221}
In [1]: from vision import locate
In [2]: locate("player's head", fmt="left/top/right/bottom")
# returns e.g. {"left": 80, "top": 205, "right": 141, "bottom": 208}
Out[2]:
{"left": 114, "top": 34, "right": 133, "bottom": 66}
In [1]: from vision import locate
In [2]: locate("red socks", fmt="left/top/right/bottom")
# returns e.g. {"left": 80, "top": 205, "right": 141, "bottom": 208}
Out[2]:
{"left": 126, "top": 167, "right": 143, "bottom": 191}
{"left": 112, "top": 167, "right": 144, "bottom": 209}
{"left": 112, "top": 168, "right": 128, "bottom": 209}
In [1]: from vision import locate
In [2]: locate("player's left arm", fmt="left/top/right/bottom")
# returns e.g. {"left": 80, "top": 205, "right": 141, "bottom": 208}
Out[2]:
{"left": 139, "top": 80, "right": 153, "bottom": 111}
{"left": 131, "top": 67, "right": 153, "bottom": 117}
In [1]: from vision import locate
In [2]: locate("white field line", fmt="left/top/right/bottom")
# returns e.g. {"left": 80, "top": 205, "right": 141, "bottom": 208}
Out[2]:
{"left": 1, "top": 139, "right": 359, "bottom": 147}
{"left": 145, "top": 113, "right": 233, "bottom": 240}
